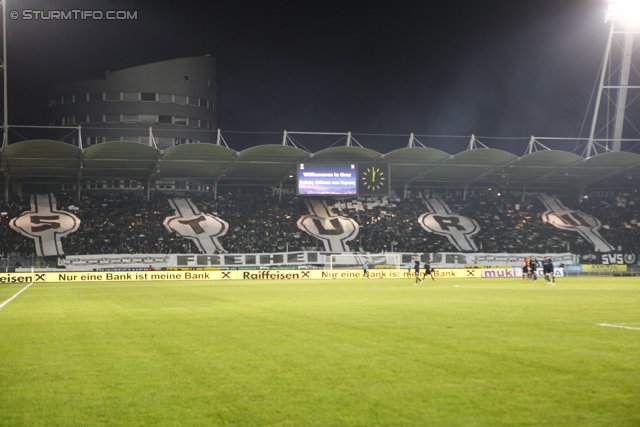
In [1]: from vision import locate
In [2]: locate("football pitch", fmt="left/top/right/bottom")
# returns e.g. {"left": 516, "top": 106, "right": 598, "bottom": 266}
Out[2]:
{"left": 1, "top": 277, "right": 639, "bottom": 427}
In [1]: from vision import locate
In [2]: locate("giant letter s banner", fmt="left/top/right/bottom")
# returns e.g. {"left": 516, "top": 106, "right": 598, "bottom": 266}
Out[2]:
{"left": 164, "top": 198, "right": 228, "bottom": 254}
{"left": 10, "top": 194, "right": 80, "bottom": 257}
{"left": 418, "top": 198, "right": 480, "bottom": 251}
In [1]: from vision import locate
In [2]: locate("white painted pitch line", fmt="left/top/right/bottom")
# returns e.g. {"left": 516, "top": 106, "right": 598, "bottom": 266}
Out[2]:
{"left": 453, "top": 285, "right": 634, "bottom": 290}
{"left": 597, "top": 323, "right": 640, "bottom": 331}
{"left": 0, "top": 280, "right": 35, "bottom": 310}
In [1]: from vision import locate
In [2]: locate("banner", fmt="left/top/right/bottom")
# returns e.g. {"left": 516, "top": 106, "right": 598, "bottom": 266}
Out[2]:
{"left": 418, "top": 198, "right": 480, "bottom": 251}
{"left": 539, "top": 194, "right": 614, "bottom": 253}
{"left": 163, "top": 198, "right": 228, "bottom": 253}
{"left": 9, "top": 194, "right": 80, "bottom": 257}
{"left": 297, "top": 199, "right": 358, "bottom": 252}
{"left": 1, "top": 268, "right": 481, "bottom": 284}
{"left": 431, "top": 252, "right": 574, "bottom": 268}
{"left": 581, "top": 264, "right": 627, "bottom": 273}
{"left": 600, "top": 253, "right": 636, "bottom": 265}
{"left": 481, "top": 268, "right": 565, "bottom": 278}
{"left": 60, "top": 252, "right": 577, "bottom": 271}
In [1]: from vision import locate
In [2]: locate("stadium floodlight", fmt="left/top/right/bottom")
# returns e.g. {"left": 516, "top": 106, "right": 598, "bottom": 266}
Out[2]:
{"left": 605, "top": 0, "right": 640, "bottom": 23}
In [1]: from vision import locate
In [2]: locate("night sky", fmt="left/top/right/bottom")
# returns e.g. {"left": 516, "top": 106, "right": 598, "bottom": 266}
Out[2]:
{"left": 4, "top": 0, "right": 620, "bottom": 153}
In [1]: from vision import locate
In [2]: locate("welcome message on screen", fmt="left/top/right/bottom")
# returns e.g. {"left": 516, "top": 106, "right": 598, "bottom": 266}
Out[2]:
{"left": 298, "top": 163, "right": 357, "bottom": 195}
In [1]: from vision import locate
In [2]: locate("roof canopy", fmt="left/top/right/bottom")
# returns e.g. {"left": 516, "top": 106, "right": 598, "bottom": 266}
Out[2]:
{"left": 1, "top": 140, "right": 639, "bottom": 191}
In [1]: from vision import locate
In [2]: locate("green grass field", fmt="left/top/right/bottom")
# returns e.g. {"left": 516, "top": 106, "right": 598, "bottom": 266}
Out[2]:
{"left": 1, "top": 276, "right": 639, "bottom": 427}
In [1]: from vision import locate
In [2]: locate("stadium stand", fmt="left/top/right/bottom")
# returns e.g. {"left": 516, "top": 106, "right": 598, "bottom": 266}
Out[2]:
{"left": 1, "top": 190, "right": 639, "bottom": 257}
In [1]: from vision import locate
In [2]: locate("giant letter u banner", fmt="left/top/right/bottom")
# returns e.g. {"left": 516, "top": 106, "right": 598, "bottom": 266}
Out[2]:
{"left": 297, "top": 199, "right": 358, "bottom": 252}
{"left": 539, "top": 194, "right": 614, "bottom": 253}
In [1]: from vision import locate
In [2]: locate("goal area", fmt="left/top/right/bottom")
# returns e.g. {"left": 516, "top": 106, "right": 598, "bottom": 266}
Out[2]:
{"left": 326, "top": 254, "right": 401, "bottom": 278}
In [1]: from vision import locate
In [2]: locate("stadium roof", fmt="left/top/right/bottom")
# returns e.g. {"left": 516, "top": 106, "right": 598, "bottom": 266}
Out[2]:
{"left": 1, "top": 140, "right": 639, "bottom": 192}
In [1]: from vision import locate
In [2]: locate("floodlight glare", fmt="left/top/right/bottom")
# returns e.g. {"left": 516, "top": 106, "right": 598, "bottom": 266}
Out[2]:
{"left": 605, "top": 0, "right": 640, "bottom": 23}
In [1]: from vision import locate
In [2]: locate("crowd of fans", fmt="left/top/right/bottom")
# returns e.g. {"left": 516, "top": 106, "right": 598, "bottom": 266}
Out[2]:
{"left": 0, "top": 189, "right": 639, "bottom": 259}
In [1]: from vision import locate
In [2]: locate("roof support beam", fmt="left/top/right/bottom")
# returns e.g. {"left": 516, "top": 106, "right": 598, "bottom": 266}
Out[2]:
{"left": 402, "top": 155, "right": 453, "bottom": 187}
{"left": 212, "top": 153, "right": 240, "bottom": 199}
{"left": 526, "top": 158, "right": 587, "bottom": 186}
{"left": 1, "top": 151, "right": 9, "bottom": 202}
{"left": 464, "top": 157, "right": 521, "bottom": 187}
{"left": 579, "top": 162, "right": 640, "bottom": 187}
{"left": 77, "top": 149, "right": 86, "bottom": 201}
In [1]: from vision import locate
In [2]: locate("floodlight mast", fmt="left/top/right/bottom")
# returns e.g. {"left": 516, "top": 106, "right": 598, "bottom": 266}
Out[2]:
{"left": 588, "top": 1, "right": 640, "bottom": 156}
{"left": 2, "top": 0, "right": 7, "bottom": 148}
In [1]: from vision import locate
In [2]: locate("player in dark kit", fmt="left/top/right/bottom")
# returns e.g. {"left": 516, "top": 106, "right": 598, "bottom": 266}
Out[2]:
{"left": 521, "top": 258, "right": 529, "bottom": 280}
{"left": 542, "top": 256, "right": 555, "bottom": 284}
{"left": 422, "top": 259, "right": 436, "bottom": 283}
{"left": 413, "top": 258, "right": 421, "bottom": 285}
{"left": 529, "top": 256, "right": 539, "bottom": 281}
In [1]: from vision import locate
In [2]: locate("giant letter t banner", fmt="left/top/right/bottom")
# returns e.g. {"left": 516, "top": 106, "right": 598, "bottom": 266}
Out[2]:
{"left": 164, "top": 198, "right": 229, "bottom": 254}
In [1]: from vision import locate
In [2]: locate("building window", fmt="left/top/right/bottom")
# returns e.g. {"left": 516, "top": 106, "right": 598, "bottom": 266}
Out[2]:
{"left": 140, "top": 114, "right": 157, "bottom": 124}
{"left": 75, "top": 115, "right": 88, "bottom": 124}
{"left": 141, "top": 92, "right": 156, "bottom": 102}
{"left": 184, "top": 75, "right": 191, "bottom": 82}
{"left": 201, "top": 120, "right": 209, "bottom": 129}
{"left": 123, "top": 114, "right": 139, "bottom": 122}
{"left": 174, "top": 117, "right": 187, "bottom": 126}
{"left": 189, "top": 97, "right": 199, "bottom": 106}
{"left": 105, "top": 114, "right": 120, "bottom": 123}
{"left": 157, "top": 93, "right": 172, "bottom": 103}
{"left": 174, "top": 138, "right": 186, "bottom": 145}
{"left": 48, "top": 99, "right": 57, "bottom": 108}
{"left": 122, "top": 92, "right": 139, "bottom": 101}
{"left": 74, "top": 94, "right": 87, "bottom": 103}
{"left": 66, "top": 116, "right": 75, "bottom": 125}
{"left": 89, "top": 93, "right": 102, "bottom": 102}
{"left": 105, "top": 92, "right": 120, "bottom": 101}
{"left": 86, "top": 137, "right": 104, "bottom": 146}
{"left": 89, "top": 114, "right": 103, "bottom": 123}
{"left": 188, "top": 118, "right": 200, "bottom": 127}
{"left": 158, "top": 115, "right": 172, "bottom": 124}
{"left": 63, "top": 94, "right": 73, "bottom": 104}
{"left": 207, "top": 79, "right": 211, "bottom": 87}
{"left": 105, "top": 136, "right": 120, "bottom": 142}
{"left": 174, "top": 95, "right": 187, "bottom": 105}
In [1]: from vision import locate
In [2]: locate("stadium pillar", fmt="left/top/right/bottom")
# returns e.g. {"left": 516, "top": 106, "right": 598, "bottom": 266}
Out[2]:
{"left": 521, "top": 187, "right": 526, "bottom": 202}
{"left": 279, "top": 182, "right": 283, "bottom": 202}
{"left": 463, "top": 186, "right": 468, "bottom": 201}
{"left": 146, "top": 178, "right": 151, "bottom": 201}
{"left": 214, "top": 181, "right": 218, "bottom": 200}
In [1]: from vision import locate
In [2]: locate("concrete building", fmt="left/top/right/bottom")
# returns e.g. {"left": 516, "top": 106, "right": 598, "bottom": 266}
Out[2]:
{"left": 47, "top": 56, "right": 216, "bottom": 150}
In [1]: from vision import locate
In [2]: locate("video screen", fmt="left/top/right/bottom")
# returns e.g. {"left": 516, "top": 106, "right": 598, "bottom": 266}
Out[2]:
{"left": 297, "top": 163, "right": 357, "bottom": 195}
